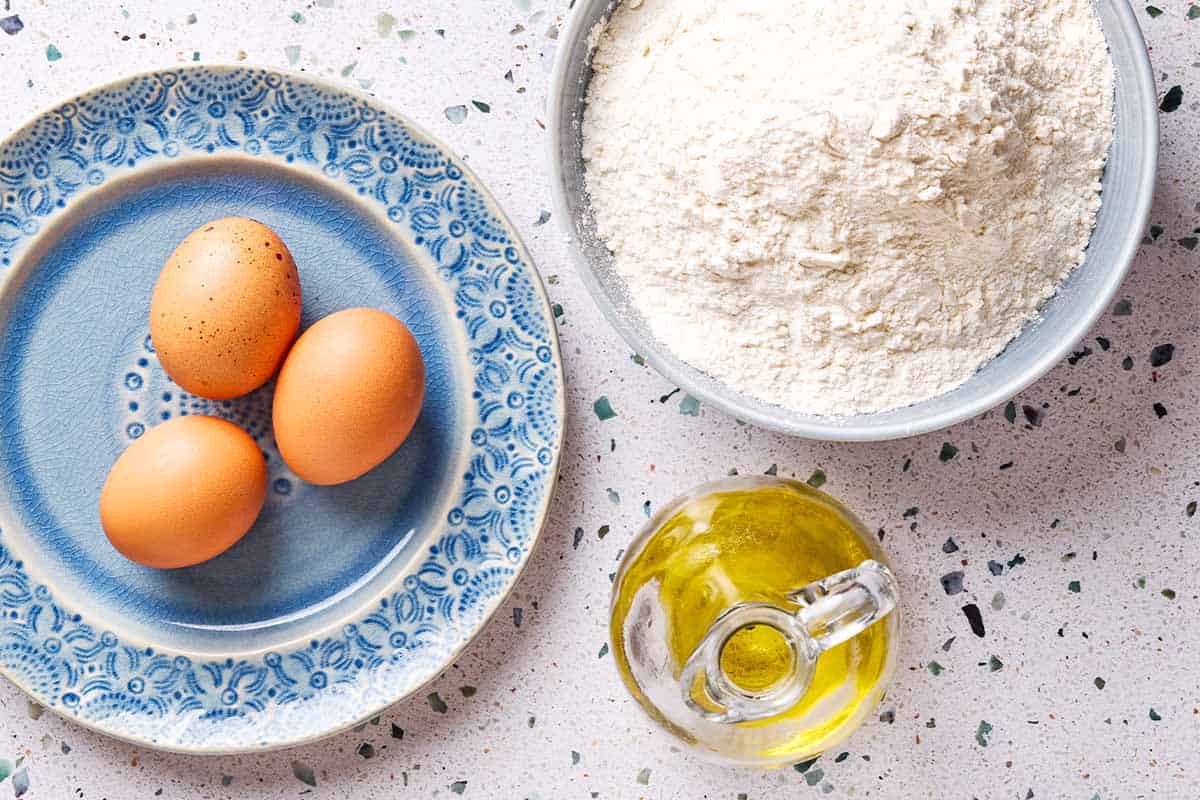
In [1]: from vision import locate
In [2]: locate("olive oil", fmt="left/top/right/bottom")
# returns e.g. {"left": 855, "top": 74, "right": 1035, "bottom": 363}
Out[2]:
{"left": 611, "top": 479, "right": 899, "bottom": 766}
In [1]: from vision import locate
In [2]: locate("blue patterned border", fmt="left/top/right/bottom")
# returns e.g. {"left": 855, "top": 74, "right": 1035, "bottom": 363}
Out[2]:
{"left": 0, "top": 67, "right": 563, "bottom": 751}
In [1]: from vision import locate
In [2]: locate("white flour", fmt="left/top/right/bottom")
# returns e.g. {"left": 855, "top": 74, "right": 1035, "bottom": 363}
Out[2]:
{"left": 581, "top": 0, "right": 1114, "bottom": 415}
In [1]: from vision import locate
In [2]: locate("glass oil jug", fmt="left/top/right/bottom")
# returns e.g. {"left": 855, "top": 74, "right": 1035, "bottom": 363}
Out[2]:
{"left": 610, "top": 477, "right": 900, "bottom": 767}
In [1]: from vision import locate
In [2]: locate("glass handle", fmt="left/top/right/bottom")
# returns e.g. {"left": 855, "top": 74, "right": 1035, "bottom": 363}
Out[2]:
{"left": 680, "top": 560, "right": 898, "bottom": 724}
{"left": 790, "top": 560, "right": 898, "bottom": 653}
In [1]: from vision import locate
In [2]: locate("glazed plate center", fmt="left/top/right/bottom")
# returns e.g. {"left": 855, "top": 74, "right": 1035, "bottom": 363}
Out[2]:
{"left": 0, "top": 158, "right": 465, "bottom": 654}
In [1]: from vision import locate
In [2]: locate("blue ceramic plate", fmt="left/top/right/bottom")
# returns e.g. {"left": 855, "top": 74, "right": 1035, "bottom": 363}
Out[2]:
{"left": 0, "top": 67, "right": 563, "bottom": 752}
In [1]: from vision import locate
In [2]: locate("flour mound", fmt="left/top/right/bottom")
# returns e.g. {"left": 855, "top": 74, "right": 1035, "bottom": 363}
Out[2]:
{"left": 582, "top": 0, "right": 1114, "bottom": 416}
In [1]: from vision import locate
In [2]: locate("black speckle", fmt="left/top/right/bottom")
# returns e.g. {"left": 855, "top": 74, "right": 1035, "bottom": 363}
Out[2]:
{"left": 1160, "top": 84, "right": 1183, "bottom": 113}
{"left": 942, "top": 537, "right": 959, "bottom": 554}
{"left": 1095, "top": 336, "right": 1111, "bottom": 351}
{"left": 357, "top": 742, "right": 375, "bottom": 759}
{"left": 1067, "top": 346, "right": 1092, "bottom": 365}
{"left": 1021, "top": 405, "right": 1042, "bottom": 427}
{"left": 987, "top": 560, "right": 1004, "bottom": 576}
{"left": 1153, "top": 402, "right": 1168, "bottom": 418}
{"left": 1150, "top": 343, "right": 1175, "bottom": 367}
{"left": 963, "top": 603, "right": 986, "bottom": 637}
{"left": 1179, "top": 237, "right": 1199, "bottom": 251}
{"left": 1113, "top": 298, "right": 1133, "bottom": 316}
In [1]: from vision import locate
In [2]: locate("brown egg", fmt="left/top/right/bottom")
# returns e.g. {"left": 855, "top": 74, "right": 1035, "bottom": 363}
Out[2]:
{"left": 100, "top": 416, "right": 268, "bottom": 569}
{"left": 273, "top": 308, "right": 425, "bottom": 485}
{"left": 150, "top": 217, "right": 302, "bottom": 400}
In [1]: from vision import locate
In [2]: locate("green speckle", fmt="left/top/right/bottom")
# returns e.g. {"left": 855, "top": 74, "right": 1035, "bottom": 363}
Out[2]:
{"left": 472, "top": 100, "right": 491, "bottom": 113}
{"left": 1189, "top": 5, "right": 1200, "bottom": 18}
{"left": 291, "top": 761, "right": 316, "bottom": 787}
{"left": 975, "top": 720, "right": 993, "bottom": 747}
{"left": 1068, "top": 580, "right": 1081, "bottom": 593}
{"left": 636, "top": 768, "right": 651, "bottom": 785}
{"left": 340, "top": 61, "right": 357, "bottom": 77}
{"left": 598, "top": 642, "right": 609, "bottom": 658}
{"left": 804, "top": 768, "right": 825, "bottom": 787}
{"left": 1094, "top": 677, "right": 1106, "bottom": 690}
{"left": 445, "top": 105, "right": 469, "bottom": 124}
{"left": 1136, "top": 576, "right": 1147, "bottom": 589}
{"left": 284, "top": 45, "right": 300, "bottom": 65}
{"left": 398, "top": 29, "right": 418, "bottom": 41}
{"left": 597, "top": 525, "right": 610, "bottom": 539}
{"left": 291, "top": 11, "right": 304, "bottom": 22}
{"left": 450, "top": 780, "right": 468, "bottom": 795}
{"left": 939, "top": 442, "right": 958, "bottom": 462}
{"left": 26, "top": 701, "right": 43, "bottom": 720}
{"left": 1004, "top": 401, "right": 1016, "bottom": 424}
{"left": 679, "top": 394, "right": 701, "bottom": 416}
{"left": 631, "top": 353, "right": 645, "bottom": 366}
{"left": 427, "top": 692, "right": 448, "bottom": 713}
{"left": 1162, "top": 588, "right": 1177, "bottom": 600}
{"left": 460, "top": 685, "right": 477, "bottom": 698}
{"left": 376, "top": 12, "right": 396, "bottom": 36}
{"left": 571, "top": 750, "right": 581, "bottom": 765}
{"left": 988, "top": 655, "right": 1003, "bottom": 672}
{"left": 1161, "top": 85, "right": 1183, "bottom": 113}
{"left": 928, "top": 661, "right": 944, "bottom": 676}
{"left": 1147, "top": 4, "right": 1163, "bottom": 16}
{"left": 991, "top": 591, "right": 1006, "bottom": 611}
{"left": 607, "top": 488, "right": 620, "bottom": 504}
{"left": 806, "top": 469, "right": 827, "bottom": 488}
{"left": 46, "top": 44, "right": 62, "bottom": 61}
{"left": 0, "top": 760, "right": 10, "bottom": 783}
{"left": 594, "top": 396, "right": 617, "bottom": 421}
{"left": 1149, "top": 708, "right": 1162, "bottom": 721}
{"left": 514, "top": 0, "right": 532, "bottom": 10}
{"left": 192, "top": 51, "right": 200, "bottom": 61}
{"left": 1121, "top": 356, "right": 1134, "bottom": 371}
{"left": 551, "top": 303, "right": 563, "bottom": 318}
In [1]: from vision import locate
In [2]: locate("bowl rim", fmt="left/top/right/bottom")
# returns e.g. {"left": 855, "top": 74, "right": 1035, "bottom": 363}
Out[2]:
{"left": 547, "top": 0, "right": 1159, "bottom": 442}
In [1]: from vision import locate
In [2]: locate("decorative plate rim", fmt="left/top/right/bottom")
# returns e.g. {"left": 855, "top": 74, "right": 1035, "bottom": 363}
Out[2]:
{"left": 0, "top": 64, "right": 565, "bottom": 753}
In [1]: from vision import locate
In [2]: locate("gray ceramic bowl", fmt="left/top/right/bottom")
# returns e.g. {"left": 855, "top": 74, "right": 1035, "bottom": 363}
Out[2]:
{"left": 548, "top": 0, "right": 1158, "bottom": 441}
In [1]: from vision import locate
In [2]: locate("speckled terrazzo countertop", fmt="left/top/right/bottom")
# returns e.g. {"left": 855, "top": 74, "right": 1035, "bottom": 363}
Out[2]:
{"left": 0, "top": 1, "right": 1195, "bottom": 797}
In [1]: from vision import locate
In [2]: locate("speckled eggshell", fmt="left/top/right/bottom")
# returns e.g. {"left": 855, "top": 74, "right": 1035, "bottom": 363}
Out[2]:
{"left": 99, "top": 415, "right": 268, "bottom": 569}
{"left": 150, "top": 217, "right": 302, "bottom": 400}
{"left": 272, "top": 307, "right": 426, "bottom": 486}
